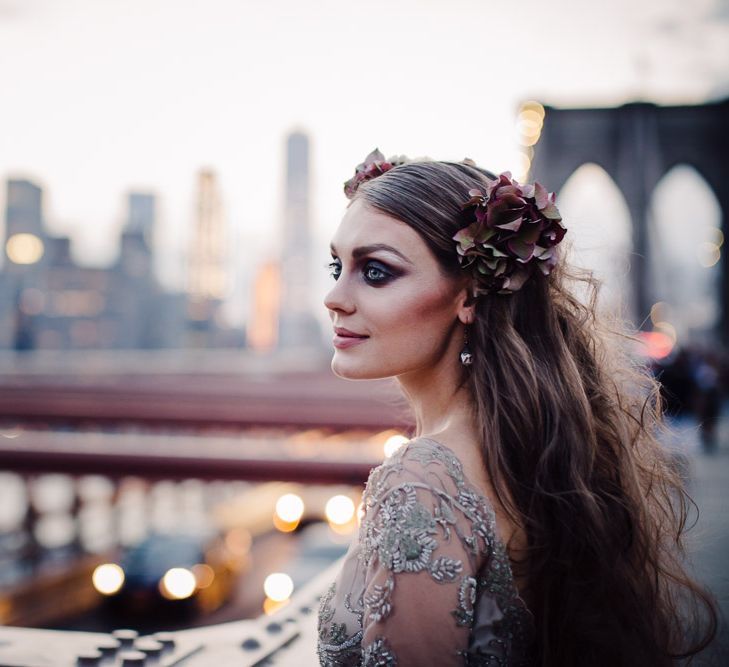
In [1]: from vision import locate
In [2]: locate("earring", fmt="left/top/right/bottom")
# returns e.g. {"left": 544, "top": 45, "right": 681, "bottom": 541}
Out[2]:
{"left": 460, "top": 325, "right": 473, "bottom": 366}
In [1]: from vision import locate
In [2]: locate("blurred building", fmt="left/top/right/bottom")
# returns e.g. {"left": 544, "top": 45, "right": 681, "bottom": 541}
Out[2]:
{"left": 0, "top": 179, "right": 240, "bottom": 350}
{"left": 248, "top": 260, "right": 281, "bottom": 352}
{"left": 184, "top": 169, "right": 240, "bottom": 347}
{"left": 126, "top": 192, "right": 156, "bottom": 238}
{"left": 277, "top": 131, "right": 323, "bottom": 350}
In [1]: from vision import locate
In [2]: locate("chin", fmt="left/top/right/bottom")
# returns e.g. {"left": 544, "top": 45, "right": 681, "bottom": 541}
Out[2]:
{"left": 330, "top": 354, "right": 392, "bottom": 381}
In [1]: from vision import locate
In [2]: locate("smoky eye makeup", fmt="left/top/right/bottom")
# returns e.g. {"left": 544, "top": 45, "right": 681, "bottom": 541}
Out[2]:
{"left": 362, "top": 259, "right": 395, "bottom": 285}
{"left": 326, "top": 258, "right": 341, "bottom": 279}
{"left": 326, "top": 255, "right": 401, "bottom": 285}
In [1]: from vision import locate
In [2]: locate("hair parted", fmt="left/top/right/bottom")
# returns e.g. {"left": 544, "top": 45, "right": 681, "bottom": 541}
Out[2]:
{"left": 344, "top": 151, "right": 718, "bottom": 666}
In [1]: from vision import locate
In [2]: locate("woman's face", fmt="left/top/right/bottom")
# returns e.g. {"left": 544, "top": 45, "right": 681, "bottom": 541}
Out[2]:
{"left": 324, "top": 198, "right": 467, "bottom": 380}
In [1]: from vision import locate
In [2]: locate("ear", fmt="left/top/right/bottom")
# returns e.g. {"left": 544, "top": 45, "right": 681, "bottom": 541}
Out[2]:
{"left": 456, "top": 285, "right": 476, "bottom": 325}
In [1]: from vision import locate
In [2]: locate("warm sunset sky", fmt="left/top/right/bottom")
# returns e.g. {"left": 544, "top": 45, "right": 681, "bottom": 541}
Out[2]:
{"left": 1, "top": 0, "right": 727, "bottom": 323}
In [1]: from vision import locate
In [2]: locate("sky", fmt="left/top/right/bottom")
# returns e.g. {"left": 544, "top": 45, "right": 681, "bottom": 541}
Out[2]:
{"left": 0, "top": 0, "right": 727, "bottom": 326}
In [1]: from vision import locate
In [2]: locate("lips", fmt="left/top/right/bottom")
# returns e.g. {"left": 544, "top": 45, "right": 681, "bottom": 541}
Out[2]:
{"left": 333, "top": 326, "right": 367, "bottom": 338}
{"left": 333, "top": 326, "right": 369, "bottom": 349}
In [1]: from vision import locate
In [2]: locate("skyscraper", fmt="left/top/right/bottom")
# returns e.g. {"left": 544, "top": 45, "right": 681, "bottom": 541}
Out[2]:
{"left": 3, "top": 179, "right": 47, "bottom": 270}
{"left": 5, "top": 179, "right": 44, "bottom": 238}
{"left": 126, "top": 193, "right": 156, "bottom": 239}
{"left": 117, "top": 192, "right": 156, "bottom": 280}
{"left": 188, "top": 169, "right": 227, "bottom": 302}
{"left": 277, "top": 130, "right": 322, "bottom": 349}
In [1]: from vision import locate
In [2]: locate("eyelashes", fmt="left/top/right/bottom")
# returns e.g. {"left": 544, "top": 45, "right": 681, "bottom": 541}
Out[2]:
{"left": 327, "top": 260, "right": 341, "bottom": 280}
{"left": 326, "top": 259, "right": 395, "bottom": 285}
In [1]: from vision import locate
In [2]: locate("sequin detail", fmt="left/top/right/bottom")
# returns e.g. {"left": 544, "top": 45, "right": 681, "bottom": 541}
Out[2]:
{"left": 362, "top": 637, "right": 398, "bottom": 666}
{"left": 364, "top": 576, "right": 395, "bottom": 623}
{"left": 453, "top": 575, "right": 478, "bottom": 626}
{"left": 317, "top": 437, "right": 534, "bottom": 666}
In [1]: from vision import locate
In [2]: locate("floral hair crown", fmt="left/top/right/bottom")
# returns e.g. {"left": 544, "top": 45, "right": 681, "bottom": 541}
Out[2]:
{"left": 343, "top": 149, "right": 566, "bottom": 295}
{"left": 343, "top": 148, "right": 409, "bottom": 199}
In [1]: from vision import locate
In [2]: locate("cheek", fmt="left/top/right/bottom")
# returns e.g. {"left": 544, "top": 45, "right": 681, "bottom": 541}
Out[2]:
{"left": 341, "top": 282, "right": 456, "bottom": 374}
{"left": 380, "top": 280, "right": 455, "bottom": 332}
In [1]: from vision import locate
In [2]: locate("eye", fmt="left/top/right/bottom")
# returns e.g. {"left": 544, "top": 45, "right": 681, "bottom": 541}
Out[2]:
{"left": 327, "top": 260, "right": 341, "bottom": 280}
{"left": 363, "top": 261, "right": 392, "bottom": 284}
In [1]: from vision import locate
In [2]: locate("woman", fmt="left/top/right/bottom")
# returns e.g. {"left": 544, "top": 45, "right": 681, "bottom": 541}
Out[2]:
{"left": 317, "top": 150, "right": 716, "bottom": 666}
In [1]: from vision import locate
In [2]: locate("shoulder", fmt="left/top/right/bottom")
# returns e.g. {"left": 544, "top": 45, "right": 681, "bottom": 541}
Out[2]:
{"left": 360, "top": 438, "right": 499, "bottom": 565}
{"left": 363, "top": 437, "right": 481, "bottom": 508}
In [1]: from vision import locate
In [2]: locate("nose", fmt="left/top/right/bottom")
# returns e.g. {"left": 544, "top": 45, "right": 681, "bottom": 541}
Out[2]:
{"left": 324, "top": 278, "right": 355, "bottom": 316}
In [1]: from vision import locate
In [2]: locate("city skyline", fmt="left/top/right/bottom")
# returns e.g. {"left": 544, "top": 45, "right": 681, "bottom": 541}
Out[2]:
{"left": 0, "top": 126, "right": 335, "bottom": 351}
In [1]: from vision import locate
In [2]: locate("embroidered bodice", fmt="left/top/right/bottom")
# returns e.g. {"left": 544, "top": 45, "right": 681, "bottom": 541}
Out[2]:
{"left": 317, "top": 437, "right": 535, "bottom": 666}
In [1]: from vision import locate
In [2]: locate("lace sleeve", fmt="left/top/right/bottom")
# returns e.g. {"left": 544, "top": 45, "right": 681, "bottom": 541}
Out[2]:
{"left": 357, "top": 444, "right": 493, "bottom": 666}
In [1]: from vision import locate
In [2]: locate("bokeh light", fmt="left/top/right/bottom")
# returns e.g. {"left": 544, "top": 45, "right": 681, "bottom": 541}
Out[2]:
{"left": 5, "top": 233, "right": 44, "bottom": 264}
{"left": 263, "top": 572, "right": 294, "bottom": 602}
{"left": 697, "top": 242, "right": 721, "bottom": 268}
{"left": 192, "top": 563, "right": 215, "bottom": 589}
{"left": 160, "top": 567, "right": 197, "bottom": 600}
{"left": 92, "top": 563, "right": 125, "bottom": 595}
{"left": 325, "top": 495, "right": 355, "bottom": 525}
{"left": 636, "top": 331, "right": 674, "bottom": 360}
{"left": 275, "top": 493, "right": 305, "bottom": 522}
{"left": 383, "top": 434, "right": 408, "bottom": 458}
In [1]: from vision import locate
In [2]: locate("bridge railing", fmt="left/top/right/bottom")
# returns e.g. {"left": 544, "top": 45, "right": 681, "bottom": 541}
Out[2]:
{"left": 0, "top": 358, "right": 401, "bottom": 665}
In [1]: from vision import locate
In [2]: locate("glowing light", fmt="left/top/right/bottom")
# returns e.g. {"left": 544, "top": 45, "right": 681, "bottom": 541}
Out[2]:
{"left": 517, "top": 109, "right": 544, "bottom": 127}
{"left": 383, "top": 435, "right": 408, "bottom": 458}
{"left": 516, "top": 101, "right": 546, "bottom": 145}
{"left": 649, "top": 301, "right": 668, "bottom": 325}
{"left": 519, "top": 133, "right": 541, "bottom": 147}
{"left": 160, "top": 568, "right": 197, "bottom": 600}
{"left": 92, "top": 563, "right": 125, "bottom": 595}
{"left": 6, "top": 233, "right": 44, "bottom": 265}
{"left": 273, "top": 514, "right": 299, "bottom": 533}
{"left": 275, "top": 493, "right": 305, "bottom": 523}
{"left": 636, "top": 331, "right": 674, "bottom": 360}
{"left": 516, "top": 120, "right": 542, "bottom": 137}
{"left": 263, "top": 572, "right": 294, "bottom": 602}
{"left": 325, "top": 495, "right": 355, "bottom": 525}
{"left": 653, "top": 321, "right": 677, "bottom": 343}
{"left": 520, "top": 100, "right": 545, "bottom": 119}
{"left": 263, "top": 596, "right": 289, "bottom": 615}
{"left": 697, "top": 242, "right": 720, "bottom": 268}
{"left": 192, "top": 563, "right": 215, "bottom": 589}
{"left": 34, "top": 514, "right": 75, "bottom": 548}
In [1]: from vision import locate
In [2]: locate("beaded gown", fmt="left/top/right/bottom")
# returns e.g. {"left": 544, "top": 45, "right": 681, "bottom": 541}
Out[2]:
{"left": 317, "top": 437, "right": 535, "bottom": 666}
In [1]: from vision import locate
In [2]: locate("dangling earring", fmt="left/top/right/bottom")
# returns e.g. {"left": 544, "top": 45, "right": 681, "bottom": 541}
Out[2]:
{"left": 460, "top": 325, "right": 473, "bottom": 366}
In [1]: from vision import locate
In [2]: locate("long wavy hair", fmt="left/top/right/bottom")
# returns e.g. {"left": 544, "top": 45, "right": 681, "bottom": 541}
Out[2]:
{"left": 353, "top": 159, "right": 718, "bottom": 666}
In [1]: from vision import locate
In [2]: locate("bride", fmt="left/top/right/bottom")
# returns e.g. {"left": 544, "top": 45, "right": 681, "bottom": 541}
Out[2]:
{"left": 317, "top": 150, "right": 716, "bottom": 666}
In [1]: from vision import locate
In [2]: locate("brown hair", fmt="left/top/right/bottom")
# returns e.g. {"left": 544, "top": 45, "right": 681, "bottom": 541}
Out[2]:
{"left": 354, "top": 160, "right": 718, "bottom": 666}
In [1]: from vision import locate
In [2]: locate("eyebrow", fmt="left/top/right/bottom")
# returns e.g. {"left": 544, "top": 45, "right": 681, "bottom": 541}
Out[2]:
{"left": 329, "top": 243, "right": 414, "bottom": 265}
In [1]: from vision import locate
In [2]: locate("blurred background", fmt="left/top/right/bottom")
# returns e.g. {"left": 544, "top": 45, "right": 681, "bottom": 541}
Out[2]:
{"left": 0, "top": 0, "right": 727, "bottom": 664}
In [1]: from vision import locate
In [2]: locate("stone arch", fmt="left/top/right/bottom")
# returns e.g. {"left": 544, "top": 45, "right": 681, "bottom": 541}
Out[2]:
{"left": 530, "top": 98, "right": 729, "bottom": 339}
{"left": 557, "top": 163, "right": 634, "bottom": 319}
{"left": 647, "top": 164, "right": 722, "bottom": 342}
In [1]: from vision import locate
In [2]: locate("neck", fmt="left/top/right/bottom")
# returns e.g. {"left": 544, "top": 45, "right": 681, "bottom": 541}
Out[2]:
{"left": 395, "top": 332, "right": 477, "bottom": 442}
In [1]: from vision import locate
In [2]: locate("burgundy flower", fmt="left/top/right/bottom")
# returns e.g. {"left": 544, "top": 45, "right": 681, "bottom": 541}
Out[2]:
{"left": 453, "top": 172, "right": 566, "bottom": 295}
{"left": 343, "top": 148, "right": 409, "bottom": 199}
